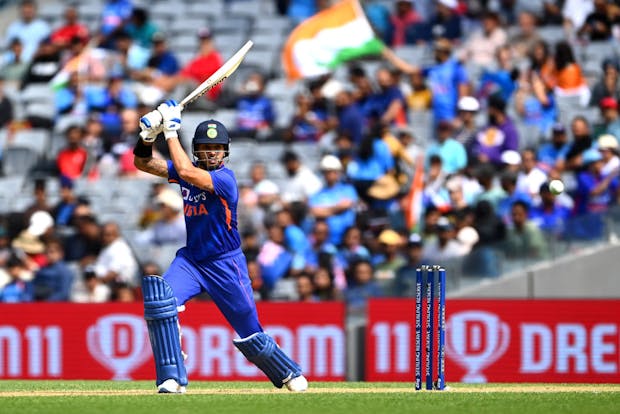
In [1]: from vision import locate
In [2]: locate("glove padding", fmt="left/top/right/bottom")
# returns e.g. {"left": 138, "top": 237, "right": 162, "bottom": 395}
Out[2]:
{"left": 157, "top": 99, "right": 182, "bottom": 139}
{"left": 139, "top": 110, "right": 163, "bottom": 143}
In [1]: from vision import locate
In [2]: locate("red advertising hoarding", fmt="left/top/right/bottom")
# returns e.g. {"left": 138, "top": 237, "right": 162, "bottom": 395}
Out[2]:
{"left": 366, "top": 299, "right": 620, "bottom": 383}
{"left": 0, "top": 302, "right": 345, "bottom": 381}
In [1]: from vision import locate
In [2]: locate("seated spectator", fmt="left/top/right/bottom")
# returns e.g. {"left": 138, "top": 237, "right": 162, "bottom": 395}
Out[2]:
{"left": 510, "top": 10, "right": 542, "bottom": 61}
{"left": 590, "top": 57, "right": 620, "bottom": 107}
{"left": 453, "top": 96, "right": 480, "bottom": 146}
{"left": 296, "top": 273, "right": 318, "bottom": 302}
{"left": 99, "top": 0, "right": 134, "bottom": 48}
{"left": 565, "top": 115, "right": 596, "bottom": 171}
{"left": 52, "top": 177, "right": 80, "bottom": 228}
{"left": 0, "top": 255, "right": 33, "bottom": 302}
{"left": 92, "top": 222, "right": 139, "bottom": 288}
{"left": 391, "top": 233, "right": 425, "bottom": 297}
{"left": 286, "top": 92, "right": 328, "bottom": 143}
{"left": 257, "top": 222, "right": 292, "bottom": 296}
{"left": 406, "top": 70, "right": 432, "bottom": 112}
{"left": 497, "top": 170, "right": 533, "bottom": 224}
{"left": 422, "top": 216, "right": 469, "bottom": 263}
{"left": 389, "top": 0, "right": 422, "bottom": 46}
{"left": 4, "top": 0, "right": 51, "bottom": 63}
{"left": 71, "top": 265, "right": 110, "bottom": 303}
{"left": 233, "top": 72, "right": 275, "bottom": 139}
{"left": 530, "top": 182, "right": 572, "bottom": 237}
{"left": 275, "top": 206, "right": 310, "bottom": 275}
{"left": 368, "top": 67, "right": 408, "bottom": 127}
{"left": 477, "top": 45, "right": 518, "bottom": 104}
{"left": 135, "top": 188, "right": 186, "bottom": 247}
{"left": 50, "top": 4, "right": 89, "bottom": 48}
{"left": 337, "top": 225, "right": 371, "bottom": 275}
{"left": 309, "top": 155, "right": 358, "bottom": 245}
{"left": 56, "top": 125, "right": 88, "bottom": 181}
{"left": 32, "top": 239, "right": 74, "bottom": 301}
{"left": 12, "top": 210, "right": 55, "bottom": 272}
{"left": 334, "top": 88, "right": 364, "bottom": 145}
{"left": 577, "top": 0, "right": 612, "bottom": 41}
{"left": 303, "top": 219, "right": 345, "bottom": 289}
{"left": 426, "top": 0, "right": 462, "bottom": 43}
{"left": 344, "top": 259, "right": 383, "bottom": 312}
{"left": 124, "top": 7, "right": 158, "bottom": 49}
{"left": 458, "top": 11, "right": 507, "bottom": 67}
{"left": 425, "top": 120, "right": 468, "bottom": 174}
{"left": 517, "top": 148, "right": 549, "bottom": 202}
{"left": 528, "top": 40, "right": 556, "bottom": 92}
{"left": 537, "top": 123, "right": 571, "bottom": 174}
{"left": 312, "top": 265, "right": 342, "bottom": 301}
{"left": 110, "top": 281, "right": 136, "bottom": 302}
{"left": 20, "top": 37, "right": 61, "bottom": 91}
{"left": 373, "top": 229, "right": 406, "bottom": 289}
{"left": 63, "top": 214, "right": 102, "bottom": 265}
{"left": 598, "top": 134, "right": 620, "bottom": 176}
{"left": 595, "top": 97, "right": 620, "bottom": 143}
{"left": 503, "top": 200, "right": 550, "bottom": 260}
{"left": 0, "top": 76, "right": 14, "bottom": 130}
{"left": 133, "top": 32, "right": 179, "bottom": 101}
{"left": 469, "top": 94, "right": 519, "bottom": 167}
{"left": 279, "top": 150, "right": 323, "bottom": 205}
{"left": 0, "top": 38, "right": 29, "bottom": 84}
{"left": 553, "top": 41, "right": 590, "bottom": 107}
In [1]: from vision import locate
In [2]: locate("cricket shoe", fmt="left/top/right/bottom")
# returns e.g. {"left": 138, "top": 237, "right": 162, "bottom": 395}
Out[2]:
{"left": 157, "top": 379, "right": 186, "bottom": 394}
{"left": 284, "top": 375, "right": 308, "bottom": 392}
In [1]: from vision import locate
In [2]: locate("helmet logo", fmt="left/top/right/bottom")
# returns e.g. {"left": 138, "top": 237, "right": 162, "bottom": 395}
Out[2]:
{"left": 206, "top": 124, "right": 218, "bottom": 139}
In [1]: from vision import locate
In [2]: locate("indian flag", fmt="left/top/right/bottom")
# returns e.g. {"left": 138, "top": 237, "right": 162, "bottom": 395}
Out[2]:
{"left": 282, "top": 0, "right": 385, "bottom": 81}
{"left": 404, "top": 155, "right": 425, "bottom": 233}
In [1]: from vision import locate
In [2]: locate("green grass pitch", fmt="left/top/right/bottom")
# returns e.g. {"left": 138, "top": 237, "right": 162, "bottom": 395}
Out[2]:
{"left": 1, "top": 381, "right": 619, "bottom": 414}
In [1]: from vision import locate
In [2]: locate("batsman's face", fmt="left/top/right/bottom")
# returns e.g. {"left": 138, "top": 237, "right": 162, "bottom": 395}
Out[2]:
{"left": 194, "top": 143, "right": 226, "bottom": 170}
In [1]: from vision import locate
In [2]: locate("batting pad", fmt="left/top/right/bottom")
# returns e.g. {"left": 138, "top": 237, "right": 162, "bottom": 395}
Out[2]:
{"left": 233, "top": 332, "right": 302, "bottom": 388}
{"left": 142, "top": 275, "right": 188, "bottom": 386}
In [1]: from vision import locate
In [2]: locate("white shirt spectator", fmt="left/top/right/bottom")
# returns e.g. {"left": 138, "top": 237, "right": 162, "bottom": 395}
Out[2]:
{"left": 4, "top": 8, "right": 50, "bottom": 63}
{"left": 95, "top": 223, "right": 139, "bottom": 286}
{"left": 281, "top": 165, "right": 323, "bottom": 203}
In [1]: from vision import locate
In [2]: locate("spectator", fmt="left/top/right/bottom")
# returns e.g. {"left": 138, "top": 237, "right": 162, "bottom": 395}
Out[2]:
{"left": 50, "top": 4, "right": 89, "bottom": 48}
{"left": 473, "top": 163, "right": 505, "bottom": 209}
{"left": 538, "top": 122, "right": 571, "bottom": 174}
{"left": 453, "top": 96, "right": 480, "bottom": 146}
{"left": 420, "top": 38, "right": 469, "bottom": 123}
{"left": 257, "top": 222, "right": 292, "bottom": 296}
{"left": 574, "top": 148, "right": 619, "bottom": 216}
{"left": 510, "top": 10, "right": 542, "bottom": 60}
{"left": 406, "top": 70, "right": 432, "bottom": 112}
{"left": 124, "top": 7, "right": 158, "bottom": 49}
{"left": 553, "top": 40, "right": 590, "bottom": 107}
{"left": 56, "top": 125, "right": 88, "bottom": 181}
{"left": 459, "top": 11, "right": 507, "bottom": 67}
{"left": 425, "top": 120, "right": 468, "bottom": 174}
{"left": 391, "top": 233, "right": 425, "bottom": 296}
{"left": 0, "top": 38, "right": 29, "bottom": 84}
{"left": 427, "top": 0, "right": 462, "bottom": 43}
{"left": 13, "top": 210, "right": 55, "bottom": 270}
{"left": 136, "top": 188, "right": 186, "bottom": 247}
{"left": 565, "top": 115, "right": 596, "bottom": 171}
{"left": 63, "top": 214, "right": 102, "bottom": 265}
{"left": 577, "top": 0, "right": 613, "bottom": 41}
{"left": 0, "top": 255, "right": 33, "bottom": 302}
{"left": 343, "top": 259, "right": 382, "bottom": 312}
{"left": 503, "top": 200, "right": 550, "bottom": 260}
{"left": 389, "top": 0, "right": 422, "bottom": 46}
{"left": 312, "top": 265, "right": 342, "bottom": 300}
{"left": 309, "top": 155, "right": 358, "bottom": 245}
{"left": 514, "top": 69, "right": 557, "bottom": 140}
{"left": 32, "top": 239, "right": 74, "bottom": 301}
{"left": 373, "top": 229, "right": 406, "bottom": 289}
{"left": 598, "top": 134, "right": 620, "bottom": 176}
{"left": 234, "top": 72, "right": 275, "bottom": 139}
{"left": 337, "top": 225, "right": 371, "bottom": 275}
{"left": 287, "top": 92, "right": 328, "bottom": 143}
{"left": 100, "top": 0, "right": 134, "bottom": 46}
{"left": 303, "top": 219, "right": 343, "bottom": 287}
{"left": 595, "top": 97, "right": 620, "bottom": 142}
{"left": 517, "top": 148, "right": 549, "bottom": 201}
{"left": 71, "top": 265, "right": 110, "bottom": 302}
{"left": 0, "top": 76, "right": 14, "bottom": 130}
{"left": 20, "top": 37, "right": 61, "bottom": 90}
{"left": 528, "top": 40, "right": 556, "bottom": 92}
{"left": 295, "top": 273, "right": 318, "bottom": 302}
{"left": 92, "top": 221, "right": 139, "bottom": 287}
{"left": 497, "top": 169, "right": 533, "bottom": 224}
{"left": 52, "top": 177, "right": 80, "bottom": 227}
{"left": 279, "top": 150, "right": 323, "bottom": 205}
{"left": 274, "top": 206, "right": 310, "bottom": 275}
{"left": 470, "top": 94, "right": 519, "bottom": 167}
{"left": 530, "top": 182, "right": 572, "bottom": 237}
{"left": 23, "top": 179, "right": 52, "bottom": 222}
{"left": 590, "top": 58, "right": 620, "bottom": 107}
{"left": 145, "top": 32, "right": 180, "bottom": 76}
{"left": 477, "top": 45, "right": 519, "bottom": 104}
{"left": 334, "top": 88, "right": 364, "bottom": 145}
{"left": 423, "top": 216, "right": 469, "bottom": 262}
{"left": 4, "top": 0, "right": 51, "bottom": 63}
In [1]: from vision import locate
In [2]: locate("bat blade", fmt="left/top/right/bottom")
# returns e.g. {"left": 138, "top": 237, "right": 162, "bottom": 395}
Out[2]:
{"left": 179, "top": 40, "right": 254, "bottom": 109}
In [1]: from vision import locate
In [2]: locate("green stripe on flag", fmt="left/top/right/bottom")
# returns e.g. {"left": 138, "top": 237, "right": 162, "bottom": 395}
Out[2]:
{"left": 326, "top": 38, "right": 385, "bottom": 69}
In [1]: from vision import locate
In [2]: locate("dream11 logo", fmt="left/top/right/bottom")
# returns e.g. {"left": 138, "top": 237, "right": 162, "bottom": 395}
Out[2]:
{"left": 87, "top": 314, "right": 151, "bottom": 380}
{"left": 446, "top": 311, "right": 510, "bottom": 383}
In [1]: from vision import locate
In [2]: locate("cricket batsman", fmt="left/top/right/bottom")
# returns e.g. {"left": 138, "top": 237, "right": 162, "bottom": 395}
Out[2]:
{"left": 133, "top": 100, "right": 308, "bottom": 393}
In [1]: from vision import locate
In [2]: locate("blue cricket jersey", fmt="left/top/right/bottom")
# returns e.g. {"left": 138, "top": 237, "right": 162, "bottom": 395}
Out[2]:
{"left": 167, "top": 161, "right": 241, "bottom": 261}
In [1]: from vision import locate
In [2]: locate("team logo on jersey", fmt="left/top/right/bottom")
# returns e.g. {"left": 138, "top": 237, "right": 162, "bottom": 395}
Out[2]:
{"left": 207, "top": 124, "right": 218, "bottom": 138}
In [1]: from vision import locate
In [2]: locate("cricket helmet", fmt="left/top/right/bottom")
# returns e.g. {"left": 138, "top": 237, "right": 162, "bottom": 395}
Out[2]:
{"left": 192, "top": 120, "right": 230, "bottom": 169}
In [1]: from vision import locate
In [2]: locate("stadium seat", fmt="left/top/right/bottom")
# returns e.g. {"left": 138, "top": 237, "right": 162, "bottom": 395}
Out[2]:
{"left": 2, "top": 146, "right": 39, "bottom": 177}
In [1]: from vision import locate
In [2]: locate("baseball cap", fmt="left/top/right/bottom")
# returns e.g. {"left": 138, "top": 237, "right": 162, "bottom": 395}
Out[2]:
{"left": 582, "top": 148, "right": 603, "bottom": 164}
{"left": 599, "top": 96, "right": 618, "bottom": 110}
{"left": 436, "top": 216, "right": 454, "bottom": 231}
{"left": 407, "top": 233, "right": 423, "bottom": 247}
{"left": 501, "top": 150, "right": 522, "bottom": 166}
{"left": 28, "top": 211, "right": 54, "bottom": 237}
{"left": 438, "top": 0, "right": 458, "bottom": 8}
{"left": 457, "top": 96, "right": 480, "bottom": 112}
{"left": 197, "top": 27, "right": 213, "bottom": 40}
{"left": 280, "top": 150, "right": 300, "bottom": 163}
{"left": 254, "top": 179, "right": 279, "bottom": 196}
{"left": 152, "top": 32, "right": 166, "bottom": 43}
{"left": 551, "top": 122, "right": 566, "bottom": 134}
{"left": 378, "top": 229, "right": 402, "bottom": 246}
{"left": 319, "top": 154, "right": 343, "bottom": 171}
{"left": 598, "top": 134, "right": 619, "bottom": 150}
{"left": 156, "top": 188, "right": 184, "bottom": 211}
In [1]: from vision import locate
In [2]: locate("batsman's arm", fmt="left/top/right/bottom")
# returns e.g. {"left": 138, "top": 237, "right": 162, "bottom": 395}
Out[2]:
{"left": 133, "top": 140, "right": 169, "bottom": 178}
{"left": 166, "top": 135, "right": 215, "bottom": 192}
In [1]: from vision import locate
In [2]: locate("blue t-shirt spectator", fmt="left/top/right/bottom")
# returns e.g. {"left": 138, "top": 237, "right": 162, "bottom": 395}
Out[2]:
{"left": 425, "top": 58, "right": 469, "bottom": 122}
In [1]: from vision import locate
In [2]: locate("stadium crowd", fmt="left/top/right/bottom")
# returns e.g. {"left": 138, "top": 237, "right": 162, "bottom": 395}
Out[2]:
{"left": 1, "top": 0, "right": 620, "bottom": 311}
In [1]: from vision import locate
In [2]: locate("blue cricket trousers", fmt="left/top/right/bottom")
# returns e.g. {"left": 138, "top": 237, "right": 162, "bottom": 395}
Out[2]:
{"left": 162, "top": 247, "right": 263, "bottom": 338}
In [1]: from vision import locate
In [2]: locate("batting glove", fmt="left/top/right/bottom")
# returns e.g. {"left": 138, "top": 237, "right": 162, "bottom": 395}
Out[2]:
{"left": 139, "top": 110, "right": 163, "bottom": 143}
{"left": 157, "top": 99, "right": 182, "bottom": 140}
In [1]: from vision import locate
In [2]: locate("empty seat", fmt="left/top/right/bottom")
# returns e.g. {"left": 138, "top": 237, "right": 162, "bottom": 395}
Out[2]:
{"left": 7, "top": 129, "right": 50, "bottom": 155}
{"left": 2, "top": 146, "right": 39, "bottom": 176}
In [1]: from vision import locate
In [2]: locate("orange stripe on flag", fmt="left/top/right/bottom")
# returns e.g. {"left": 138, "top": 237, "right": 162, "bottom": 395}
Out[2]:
{"left": 282, "top": 0, "right": 359, "bottom": 80}
{"left": 404, "top": 155, "right": 425, "bottom": 232}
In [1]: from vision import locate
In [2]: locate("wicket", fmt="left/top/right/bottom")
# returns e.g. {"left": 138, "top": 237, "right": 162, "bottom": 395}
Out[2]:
{"left": 415, "top": 265, "right": 446, "bottom": 391}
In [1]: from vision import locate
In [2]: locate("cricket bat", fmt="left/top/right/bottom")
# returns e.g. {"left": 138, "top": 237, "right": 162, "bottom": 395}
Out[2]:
{"left": 140, "top": 40, "right": 254, "bottom": 138}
